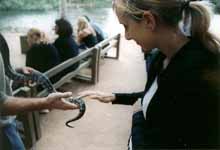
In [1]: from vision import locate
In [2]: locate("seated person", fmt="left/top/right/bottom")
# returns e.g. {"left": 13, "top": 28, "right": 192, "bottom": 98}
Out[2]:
{"left": 26, "top": 28, "right": 60, "bottom": 73}
{"left": 83, "top": 15, "right": 107, "bottom": 43}
{"left": 53, "top": 18, "right": 79, "bottom": 81}
{"left": 76, "top": 17, "right": 98, "bottom": 49}
{"left": 13, "top": 28, "right": 60, "bottom": 90}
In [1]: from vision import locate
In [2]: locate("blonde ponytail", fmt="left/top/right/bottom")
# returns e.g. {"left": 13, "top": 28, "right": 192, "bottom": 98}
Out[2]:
{"left": 187, "top": 1, "right": 220, "bottom": 53}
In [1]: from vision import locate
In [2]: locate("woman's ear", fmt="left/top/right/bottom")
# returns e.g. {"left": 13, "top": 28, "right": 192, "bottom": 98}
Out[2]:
{"left": 143, "top": 11, "right": 156, "bottom": 31}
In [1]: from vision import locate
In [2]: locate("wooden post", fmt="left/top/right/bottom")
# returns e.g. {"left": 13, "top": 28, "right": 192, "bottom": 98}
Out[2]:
{"left": 116, "top": 34, "right": 121, "bottom": 59}
{"left": 20, "top": 36, "right": 28, "bottom": 54}
{"left": 29, "top": 84, "right": 42, "bottom": 141}
{"left": 15, "top": 87, "right": 37, "bottom": 149}
{"left": 91, "top": 48, "right": 99, "bottom": 84}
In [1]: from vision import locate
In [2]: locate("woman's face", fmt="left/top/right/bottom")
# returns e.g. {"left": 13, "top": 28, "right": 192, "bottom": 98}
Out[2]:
{"left": 115, "top": 1, "right": 156, "bottom": 53}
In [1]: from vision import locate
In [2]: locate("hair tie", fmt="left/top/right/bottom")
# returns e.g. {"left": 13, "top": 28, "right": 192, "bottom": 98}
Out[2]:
{"left": 182, "top": 1, "right": 191, "bottom": 11}
{"left": 182, "top": 0, "right": 202, "bottom": 10}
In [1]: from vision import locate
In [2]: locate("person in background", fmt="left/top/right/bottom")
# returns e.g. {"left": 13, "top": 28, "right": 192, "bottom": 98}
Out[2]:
{"left": 0, "top": 33, "right": 77, "bottom": 150}
{"left": 53, "top": 18, "right": 79, "bottom": 81}
{"left": 54, "top": 18, "right": 79, "bottom": 63}
{"left": 76, "top": 17, "right": 98, "bottom": 49}
{"left": 26, "top": 28, "right": 60, "bottom": 73}
{"left": 79, "top": 0, "right": 220, "bottom": 149}
{"left": 83, "top": 15, "right": 109, "bottom": 56}
{"left": 83, "top": 15, "right": 107, "bottom": 43}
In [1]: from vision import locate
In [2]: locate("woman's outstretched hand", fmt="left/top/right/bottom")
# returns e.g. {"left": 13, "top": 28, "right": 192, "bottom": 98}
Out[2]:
{"left": 78, "top": 91, "right": 116, "bottom": 103}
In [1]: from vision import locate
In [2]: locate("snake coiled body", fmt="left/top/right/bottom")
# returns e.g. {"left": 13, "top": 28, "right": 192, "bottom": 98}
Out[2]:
{"left": 0, "top": 33, "right": 85, "bottom": 128}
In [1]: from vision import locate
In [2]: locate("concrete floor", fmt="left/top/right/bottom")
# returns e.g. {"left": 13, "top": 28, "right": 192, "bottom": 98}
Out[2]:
{"left": 34, "top": 37, "right": 146, "bottom": 150}
{"left": 2, "top": 30, "right": 147, "bottom": 150}
{"left": 2, "top": 14, "right": 219, "bottom": 150}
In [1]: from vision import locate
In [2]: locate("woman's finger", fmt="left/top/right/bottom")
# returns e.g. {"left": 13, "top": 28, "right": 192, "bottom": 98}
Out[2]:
{"left": 78, "top": 91, "right": 97, "bottom": 96}
{"left": 87, "top": 95, "right": 101, "bottom": 100}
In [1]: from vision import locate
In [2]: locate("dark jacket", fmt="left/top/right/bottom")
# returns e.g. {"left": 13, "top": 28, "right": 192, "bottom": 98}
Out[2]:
{"left": 26, "top": 43, "right": 60, "bottom": 72}
{"left": 113, "top": 38, "right": 220, "bottom": 149}
{"left": 81, "top": 34, "right": 98, "bottom": 48}
{"left": 91, "top": 22, "right": 106, "bottom": 42}
{"left": 53, "top": 36, "right": 79, "bottom": 82}
{"left": 53, "top": 36, "right": 79, "bottom": 62}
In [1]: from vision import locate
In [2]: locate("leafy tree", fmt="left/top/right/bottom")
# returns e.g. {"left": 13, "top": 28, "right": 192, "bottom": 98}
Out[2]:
{"left": 0, "top": 0, "right": 59, "bottom": 10}
{"left": 0, "top": 0, "right": 111, "bottom": 10}
{"left": 210, "top": 0, "right": 220, "bottom": 13}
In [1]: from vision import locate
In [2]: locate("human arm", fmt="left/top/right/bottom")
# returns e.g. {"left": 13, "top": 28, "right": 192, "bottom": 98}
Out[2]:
{"left": 77, "top": 28, "right": 93, "bottom": 44}
{"left": 1, "top": 92, "right": 77, "bottom": 116}
{"left": 78, "top": 90, "right": 144, "bottom": 105}
{"left": 113, "top": 91, "right": 145, "bottom": 105}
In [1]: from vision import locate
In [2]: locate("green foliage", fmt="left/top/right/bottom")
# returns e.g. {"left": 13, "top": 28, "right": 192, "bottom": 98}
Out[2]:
{"left": 0, "top": 0, "right": 111, "bottom": 10}
{"left": 0, "top": 0, "right": 219, "bottom": 11}
{"left": 210, "top": 0, "right": 220, "bottom": 13}
{"left": 211, "top": 0, "right": 218, "bottom": 5}
{"left": 215, "top": 1, "right": 220, "bottom": 13}
{"left": 0, "top": 0, "right": 59, "bottom": 10}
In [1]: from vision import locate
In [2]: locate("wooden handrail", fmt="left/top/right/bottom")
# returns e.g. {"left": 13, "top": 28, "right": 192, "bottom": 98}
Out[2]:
{"left": 14, "top": 33, "right": 121, "bottom": 149}
{"left": 44, "top": 47, "right": 95, "bottom": 78}
{"left": 16, "top": 33, "right": 121, "bottom": 96}
{"left": 37, "top": 58, "right": 92, "bottom": 97}
{"left": 95, "top": 34, "right": 120, "bottom": 49}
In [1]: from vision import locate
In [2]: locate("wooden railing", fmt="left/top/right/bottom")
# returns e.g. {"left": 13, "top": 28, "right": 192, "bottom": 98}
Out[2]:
{"left": 14, "top": 33, "right": 121, "bottom": 149}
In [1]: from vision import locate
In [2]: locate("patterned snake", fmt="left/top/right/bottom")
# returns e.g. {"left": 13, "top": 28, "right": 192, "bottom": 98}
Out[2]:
{"left": 0, "top": 34, "right": 85, "bottom": 128}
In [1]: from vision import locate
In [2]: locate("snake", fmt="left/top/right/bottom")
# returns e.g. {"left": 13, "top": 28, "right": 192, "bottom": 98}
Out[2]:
{"left": 0, "top": 33, "right": 85, "bottom": 128}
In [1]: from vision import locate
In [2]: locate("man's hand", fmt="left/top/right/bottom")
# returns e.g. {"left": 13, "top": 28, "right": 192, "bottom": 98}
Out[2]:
{"left": 14, "top": 67, "right": 35, "bottom": 85}
{"left": 45, "top": 92, "right": 78, "bottom": 110}
{"left": 20, "top": 66, "right": 34, "bottom": 74}
{"left": 16, "top": 66, "right": 34, "bottom": 74}
{"left": 78, "top": 91, "right": 116, "bottom": 103}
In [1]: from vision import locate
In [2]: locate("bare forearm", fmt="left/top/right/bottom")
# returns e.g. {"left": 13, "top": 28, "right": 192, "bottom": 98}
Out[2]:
{"left": 2, "top": 96, "right": 47, "bottom": 115}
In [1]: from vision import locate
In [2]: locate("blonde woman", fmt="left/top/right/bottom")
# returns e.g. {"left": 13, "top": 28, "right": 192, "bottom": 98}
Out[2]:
{"left": 26, "top": 28, "right": 60, "bottom": 73}
{"left": 76, "top": 17, "right": 98, "bottom": 48}
{"left": 79, "top": 0, "right": 220, "bottom": 149}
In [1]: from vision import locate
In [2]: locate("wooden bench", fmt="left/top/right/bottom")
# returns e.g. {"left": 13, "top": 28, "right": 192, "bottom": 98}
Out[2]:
{"left": 93, "top": 34, "right": 121, "bottom": 82}
{"left": 15, "top": 33, "right": 121, "bottom": 149}
{"left": 96, "top": 33, "right": 121, "bottom": 59}
{"left": 13, "top": 87, "right": 39, "bottom": 149}
{"left": 20, "top": 35, "right": 29, "bottom": 54}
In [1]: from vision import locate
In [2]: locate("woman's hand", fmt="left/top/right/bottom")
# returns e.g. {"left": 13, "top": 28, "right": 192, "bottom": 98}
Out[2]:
{"left": 45, "top": 92, "right": 78, "bottom": 110}
{"left": 78, "top": 91, "right": 116, "bottom": 103}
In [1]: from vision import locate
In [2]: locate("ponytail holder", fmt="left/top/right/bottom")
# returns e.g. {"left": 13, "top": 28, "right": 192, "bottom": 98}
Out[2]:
{"left": 182, "top": 0, "right": 202, "bottom": 10}
{"left": 182, "top": 1, "right": 191, "bottom": 10}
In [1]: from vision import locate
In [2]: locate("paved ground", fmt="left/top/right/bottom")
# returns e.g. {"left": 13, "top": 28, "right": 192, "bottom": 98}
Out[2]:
{"left": 2, "top": 32, "right": 146, "bottom": 150}
{"left": 33, "top": 37, "right": 146, "bottom": 150}
{"left": 2, "top": 14, "right": 219, "bottom": 150}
